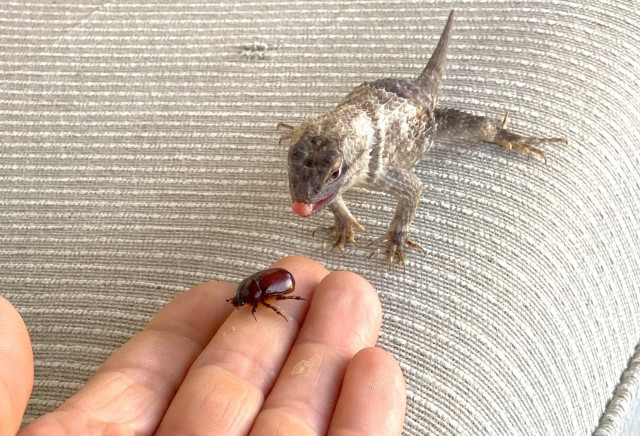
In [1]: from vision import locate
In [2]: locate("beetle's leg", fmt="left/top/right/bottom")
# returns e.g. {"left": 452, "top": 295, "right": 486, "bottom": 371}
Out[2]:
{"left": 275, "top": 295, "right": 306, "bottom": 301}
{"left": 261, "top": 301, "right": 288, "bottom": 321}
{"left": 251, "top": 303, "right": 258, "bottom": 321}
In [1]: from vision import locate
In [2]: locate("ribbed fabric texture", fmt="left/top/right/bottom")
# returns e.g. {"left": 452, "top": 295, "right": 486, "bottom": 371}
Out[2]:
{"left": 1, "top": 1, "right": 639, "bottom": 435}
{"left": 596, "top": 344, "right": 640, "bottom": 436}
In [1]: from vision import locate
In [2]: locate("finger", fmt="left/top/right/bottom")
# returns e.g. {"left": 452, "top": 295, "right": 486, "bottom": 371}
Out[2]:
{"left": 328, "top": 347, "right": 406, "bottom": 436}
{"left": 156, "top": 255, "right": 329, "bottom": 435}
{"left": 250, "top": 271, "right": 382, "bottom": 435}
{"left": 19, "top": 280, "right": 236, "bottom": 435}
{"left": 0, "top": 296, "right": 33, "bottom": 435}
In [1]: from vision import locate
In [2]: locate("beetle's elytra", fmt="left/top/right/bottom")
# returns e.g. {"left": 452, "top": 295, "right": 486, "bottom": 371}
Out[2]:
{"left": 227, "top": 268, "right": 305, "bottom": 321}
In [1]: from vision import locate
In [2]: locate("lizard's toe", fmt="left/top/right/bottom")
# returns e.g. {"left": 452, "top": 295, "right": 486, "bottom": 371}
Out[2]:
{"left": 368, "top": 232, "right": 417, "bottom": 270}
{"left": 314, "top": 216, "right": 364, "bottom": 255}
{"left": 406, "top": 238, "right": 426, "bottom": 254}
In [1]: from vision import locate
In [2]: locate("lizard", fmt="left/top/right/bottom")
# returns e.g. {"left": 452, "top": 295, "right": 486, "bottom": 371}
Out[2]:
{"left": 280, "top": 10, "right": 567, "bottom": 265}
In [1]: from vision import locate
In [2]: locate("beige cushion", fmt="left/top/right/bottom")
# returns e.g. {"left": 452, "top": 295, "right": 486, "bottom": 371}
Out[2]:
{"left": 2, "top": 2, "right": 639, "bottom": 434}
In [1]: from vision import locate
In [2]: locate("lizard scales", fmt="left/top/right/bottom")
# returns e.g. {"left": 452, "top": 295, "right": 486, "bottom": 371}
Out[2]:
{"left": 283, "top": 10, "right": 566, "bottom": 265}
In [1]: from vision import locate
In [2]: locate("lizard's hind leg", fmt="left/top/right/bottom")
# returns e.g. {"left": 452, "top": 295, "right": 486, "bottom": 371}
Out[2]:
{"left": 492, "top": 128, "right": 567, "bottom": 162}
{"left": 434, "top": 108, "right": 567, "bottom": 162}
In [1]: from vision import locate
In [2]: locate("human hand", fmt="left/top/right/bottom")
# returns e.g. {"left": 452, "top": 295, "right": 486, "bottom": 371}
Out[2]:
{"left": 2, "top": 256, "right": 406, "bottom": 435}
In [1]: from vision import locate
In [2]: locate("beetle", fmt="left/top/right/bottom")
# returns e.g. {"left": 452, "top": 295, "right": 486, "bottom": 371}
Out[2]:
{"left": 226, "top": 268, "right": 305, "bottom": 321}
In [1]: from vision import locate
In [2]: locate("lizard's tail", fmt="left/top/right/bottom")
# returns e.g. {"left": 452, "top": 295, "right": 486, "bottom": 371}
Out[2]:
{"left": 415, "top": 10, "right": 455, "bottom": 94}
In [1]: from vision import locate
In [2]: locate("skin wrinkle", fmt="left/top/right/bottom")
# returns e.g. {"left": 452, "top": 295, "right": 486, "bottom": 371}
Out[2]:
{"left": 96, "top": 376, "right": 150, "bottom": 427}
{"left": 255, "top": 405, "right": 318, "bottom": 435}
{"left": 61, "top": 371, "right": 152, "bottom": 424}
{"left": 74, "top": 335, "right": 201, "bottom": 420}
{"left": 210, "top": 368, "right": 261, "bottom": 434}
{"left": 159, "top": 365, "right": 264, "bottom": 435}
{"left": 96, "top": 329, "right": 202, "bottom": 393}
{"left": 30, "top": 380, "right": 147, "bottom": 434}
{"left": 199, "top": 345, "right": 283, "bottom": 393}
{"left": 146, "top": 307, "right": 219, "bottom": 348}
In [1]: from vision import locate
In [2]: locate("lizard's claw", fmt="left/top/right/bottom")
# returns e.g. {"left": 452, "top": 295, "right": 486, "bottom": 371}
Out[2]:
{"left": 313, "top": 216, "right": 365, "bottom": 254}
{"left": 368, "top": 232, "right": 424, "bottom": 269}
{"left": 493, "top": 130, "right": 567, "bottom": 164}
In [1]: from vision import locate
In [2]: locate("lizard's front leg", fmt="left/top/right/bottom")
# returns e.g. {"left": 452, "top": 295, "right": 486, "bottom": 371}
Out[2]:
{"left": 368, "top": 168, "right": 424, "bottom": 265}
{"left": 313, "top": 195, "right": 365, "bottom": 253}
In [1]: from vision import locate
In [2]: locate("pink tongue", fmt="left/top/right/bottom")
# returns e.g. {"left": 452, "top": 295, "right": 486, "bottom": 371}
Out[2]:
{"left": 292, "top": 202, "right": 314, "bottom": 217}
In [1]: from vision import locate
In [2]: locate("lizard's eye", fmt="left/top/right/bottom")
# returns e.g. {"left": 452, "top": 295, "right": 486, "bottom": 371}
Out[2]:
{"left": 330, "top": 168, "right": 341, "bottom": 180}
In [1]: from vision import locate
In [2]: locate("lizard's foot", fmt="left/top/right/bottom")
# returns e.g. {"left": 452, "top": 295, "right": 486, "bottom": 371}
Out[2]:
{"left": 277, "top": 122, "right": 293, "bottom": 145}
{"left": 493, "top": 128, "right": 567, "bottom": 163}
{"left": 313, "top": 216, "right": 365, "bottom": 254}
{"left": 368, "top": 231, "right": 425, "bottom": 268}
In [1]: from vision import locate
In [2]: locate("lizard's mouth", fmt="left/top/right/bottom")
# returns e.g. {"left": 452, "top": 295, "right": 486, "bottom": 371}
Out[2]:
{"left": 292, "top": 193, "right": 336, "bottom": 217}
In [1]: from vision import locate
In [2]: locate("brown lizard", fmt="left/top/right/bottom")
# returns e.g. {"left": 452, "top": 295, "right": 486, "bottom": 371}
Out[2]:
{"left": 280, "top": 10, "right": 566, "bottom": 265}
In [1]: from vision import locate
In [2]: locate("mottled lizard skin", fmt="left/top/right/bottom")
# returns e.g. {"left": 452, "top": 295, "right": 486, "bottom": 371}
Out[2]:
{"left": 282, "top": 10, "right": 566, "bottom": 266}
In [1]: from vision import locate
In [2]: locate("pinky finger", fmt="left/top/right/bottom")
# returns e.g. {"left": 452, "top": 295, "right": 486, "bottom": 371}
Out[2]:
{"left": 327, "top": 347, "right": 406, "bottom": 436}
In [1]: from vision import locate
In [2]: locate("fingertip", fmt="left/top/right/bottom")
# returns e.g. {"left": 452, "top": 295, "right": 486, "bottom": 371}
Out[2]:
{"left": 268, "top": 255, "right": 330, "bottom": 300}
{"left": 329, "top": 346, "right": 406, "bottom": 436}
{"left": 316, "top": 270, "right": 382, "bottom": 333}
{"left": 271, "top": 255, "right": 330, "bottom": 280}
{"left": 0, "top": 296, "right": 33, "bottom": 435}
{"left": 351, "top": 347, "right": 406, "bottom": 394}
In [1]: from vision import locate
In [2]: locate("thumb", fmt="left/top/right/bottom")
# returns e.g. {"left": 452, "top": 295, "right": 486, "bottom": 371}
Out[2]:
{"left": 0, "top": 295, "right": 33, "bottom": 434}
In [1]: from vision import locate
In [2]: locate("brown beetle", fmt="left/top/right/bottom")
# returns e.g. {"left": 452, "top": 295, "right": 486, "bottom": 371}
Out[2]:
{"left": 227, "top": 268, "right": 305, "bottom": 321}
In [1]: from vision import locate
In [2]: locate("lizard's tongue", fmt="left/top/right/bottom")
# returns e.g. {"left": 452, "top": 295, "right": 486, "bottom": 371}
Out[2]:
{"left": 292, "top": 201, "right": 314, "bottom": 217}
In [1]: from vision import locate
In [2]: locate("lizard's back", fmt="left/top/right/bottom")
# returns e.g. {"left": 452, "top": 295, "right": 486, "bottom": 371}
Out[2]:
{"left": 335, "top": 80, "right": 436, "bottom": 170}
{"left": 332, "top": 11, "right": 455, "bottom": 171}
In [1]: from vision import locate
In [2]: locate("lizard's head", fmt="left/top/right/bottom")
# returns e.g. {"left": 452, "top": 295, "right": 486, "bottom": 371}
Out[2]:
{"left": 288, "top": 133, "right": 347, "bottom": 217}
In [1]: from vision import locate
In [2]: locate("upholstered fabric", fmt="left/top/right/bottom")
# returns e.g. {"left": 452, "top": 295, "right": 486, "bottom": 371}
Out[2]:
{"left": 1, "top": 1, "right": 639, "bottom": 434}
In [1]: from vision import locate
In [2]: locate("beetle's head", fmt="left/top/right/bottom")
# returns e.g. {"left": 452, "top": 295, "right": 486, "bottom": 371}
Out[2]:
{"left": 226, "top": 277, "right": 251, "bottom": 308}
{"left": 226, "top": 295, "right": 245, "bottom": 308}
